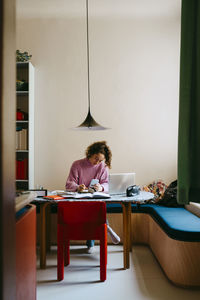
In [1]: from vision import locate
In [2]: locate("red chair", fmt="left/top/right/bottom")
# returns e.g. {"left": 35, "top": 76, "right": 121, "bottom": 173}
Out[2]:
{"left": 57, "top": 201, "right": 107, "bottom": 281}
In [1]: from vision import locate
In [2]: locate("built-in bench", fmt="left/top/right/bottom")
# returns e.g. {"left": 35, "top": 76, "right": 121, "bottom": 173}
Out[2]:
{"left": 35, "top": 201, "right": 200, "bottom": 287}
{"left": 106, "top": 203, "right": 200, "bottom": 288}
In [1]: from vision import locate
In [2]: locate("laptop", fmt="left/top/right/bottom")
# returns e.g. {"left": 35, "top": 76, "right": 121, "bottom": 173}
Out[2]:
{"left": 109, "top": 173, "right": 136, "bottom": 195}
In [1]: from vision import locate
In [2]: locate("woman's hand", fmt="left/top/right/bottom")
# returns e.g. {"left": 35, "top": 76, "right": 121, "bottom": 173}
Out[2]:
{"left": 93, "top": 183, "right": 103, "bottom": 192}
{"left": 77, "top": 184, "right": 87, "bottom": 192}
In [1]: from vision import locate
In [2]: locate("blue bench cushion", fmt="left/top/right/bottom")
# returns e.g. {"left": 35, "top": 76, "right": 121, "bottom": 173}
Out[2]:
{"left": 106, "top": 203, "right": 200, "bottom": 242}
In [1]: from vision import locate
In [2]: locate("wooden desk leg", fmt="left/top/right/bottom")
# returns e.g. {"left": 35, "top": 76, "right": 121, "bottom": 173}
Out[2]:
{"left": 127, "top": 202, "right": 132, "bottom": 253}
{"left": 46, "top": 204, "right": 51, "bottom": 252}
{"left": 40, "top": 202, "right": 50, "bottom": 269}
{"left": 125, "top": 203, "right": 130, "bottom": 268}
{"left": 122, "top": 203, "right": 129, "bottom": 269}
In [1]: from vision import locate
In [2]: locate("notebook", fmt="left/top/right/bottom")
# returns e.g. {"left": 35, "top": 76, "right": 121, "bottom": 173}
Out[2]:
{"left": 57, "top": 191, "right": 110, "bottom": 199}
{"left": 109, "top": 173, "right": 136, "bottom": 195}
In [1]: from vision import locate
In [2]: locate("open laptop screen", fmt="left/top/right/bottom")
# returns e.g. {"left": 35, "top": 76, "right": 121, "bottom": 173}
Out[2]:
{"left": 109, "top": 173, "right": 136, "bottom": 195}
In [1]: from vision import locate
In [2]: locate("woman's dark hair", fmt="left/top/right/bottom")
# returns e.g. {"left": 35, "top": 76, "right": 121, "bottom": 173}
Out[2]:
{"left": 86, "top": 141, "right": 112, "bottom": 168}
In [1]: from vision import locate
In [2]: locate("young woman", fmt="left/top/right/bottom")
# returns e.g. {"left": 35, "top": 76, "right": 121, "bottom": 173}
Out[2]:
{"left": 66, "top": 141, "right": 111, "bottom": 193}
{"left": 65, "top": 141, "right": 120, "bottom": 253}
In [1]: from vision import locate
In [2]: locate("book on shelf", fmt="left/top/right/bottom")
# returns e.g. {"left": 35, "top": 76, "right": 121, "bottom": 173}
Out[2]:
{"left": 16, "top": 128, "right": 28, "bottom": 150}
{"left": 16, "top": 158, "right": 28, "bottom": 180}
{"left": 16, "top": 130, "right": 19, "bottom": 150}
{"left": 20, "top": 128, "right": 28, "bottom": 150}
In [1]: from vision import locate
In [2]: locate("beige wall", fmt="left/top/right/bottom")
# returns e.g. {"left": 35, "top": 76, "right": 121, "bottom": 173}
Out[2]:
{"left": 16, "top": 0, "right": 181, "bottom": 190}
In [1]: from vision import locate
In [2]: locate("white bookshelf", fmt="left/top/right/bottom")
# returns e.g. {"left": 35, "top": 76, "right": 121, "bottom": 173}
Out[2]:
{"left": 16, "top": 62, "right": 34, "bottom": 190}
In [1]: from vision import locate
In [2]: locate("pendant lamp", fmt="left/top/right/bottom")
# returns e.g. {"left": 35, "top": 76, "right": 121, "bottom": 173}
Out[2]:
{"left": 73, "top": 0, "right": 109, "bottom": 130}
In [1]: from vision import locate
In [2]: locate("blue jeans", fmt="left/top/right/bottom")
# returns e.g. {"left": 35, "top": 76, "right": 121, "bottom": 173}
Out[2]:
{"left": 86, "top": 240, "right": 95, "bottom": 247}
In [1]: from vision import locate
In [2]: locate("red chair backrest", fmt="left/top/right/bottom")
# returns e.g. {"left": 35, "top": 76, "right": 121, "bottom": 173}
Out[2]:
{"left": 58, "top": 201, "right": 106, "bottom": 226}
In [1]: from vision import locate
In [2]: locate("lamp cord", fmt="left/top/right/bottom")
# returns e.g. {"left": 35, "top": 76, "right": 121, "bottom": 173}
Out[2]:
{"left": 86, "top": 0, "right": 91, "bottom": 112}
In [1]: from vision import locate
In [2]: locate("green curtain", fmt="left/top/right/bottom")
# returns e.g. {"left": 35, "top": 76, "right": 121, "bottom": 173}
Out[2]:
{"left": 178, "top": 0, "right": 200, "bottom": 204}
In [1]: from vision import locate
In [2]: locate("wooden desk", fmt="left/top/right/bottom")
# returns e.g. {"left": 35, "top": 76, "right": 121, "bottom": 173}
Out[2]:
{"left": 35, "top": 192, "right": 154, "bottom": 270}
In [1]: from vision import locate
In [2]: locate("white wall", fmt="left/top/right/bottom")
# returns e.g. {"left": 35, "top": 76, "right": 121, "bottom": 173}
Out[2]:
{"left": 16, "top": 0, "right": 181, "bottom": 190}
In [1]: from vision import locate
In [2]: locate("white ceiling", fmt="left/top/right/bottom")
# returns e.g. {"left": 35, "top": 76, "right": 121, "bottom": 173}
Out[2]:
{"left": 16, "top": 0, "right": 181, "bottom": 19}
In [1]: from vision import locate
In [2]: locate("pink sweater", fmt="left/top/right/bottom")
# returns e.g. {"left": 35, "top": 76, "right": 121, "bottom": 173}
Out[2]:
{"left": 65, "top": 158, "right": 109, "bottom": 193}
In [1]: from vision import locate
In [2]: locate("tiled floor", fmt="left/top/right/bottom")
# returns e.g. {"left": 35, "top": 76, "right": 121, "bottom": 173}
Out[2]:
{"left": 37, "top": 245, "right": 200, "bottom": 300}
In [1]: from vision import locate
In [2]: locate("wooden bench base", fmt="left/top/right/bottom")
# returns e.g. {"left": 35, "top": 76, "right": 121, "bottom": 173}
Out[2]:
{"left": 131, "top": 213, "right": 200, "bottom": 288}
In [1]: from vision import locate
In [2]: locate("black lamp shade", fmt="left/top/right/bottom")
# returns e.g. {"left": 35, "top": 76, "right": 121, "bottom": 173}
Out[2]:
{"left": 73, "top": 110, "right": 108, "bottom": 131}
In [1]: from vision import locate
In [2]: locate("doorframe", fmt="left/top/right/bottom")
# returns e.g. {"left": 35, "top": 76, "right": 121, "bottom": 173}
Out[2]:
{"left": 0, "top": 0, "right": 16, "bottom": 299}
